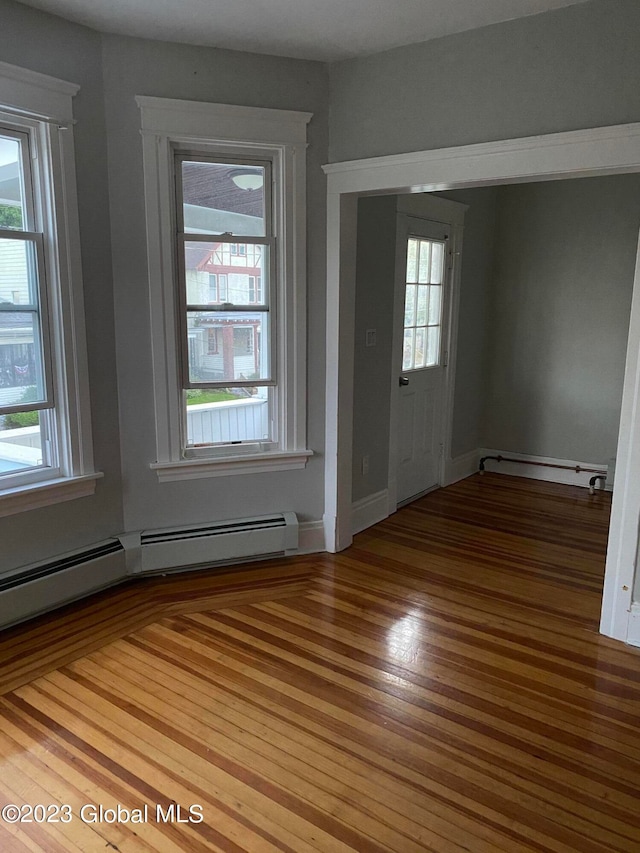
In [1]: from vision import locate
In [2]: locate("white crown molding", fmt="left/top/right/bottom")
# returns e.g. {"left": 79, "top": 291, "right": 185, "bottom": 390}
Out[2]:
{"left": 136, "top": 96, "right": 312, "bottom": 144}
{"left": 0, "top": 60, "right": 78, "bottom": 124}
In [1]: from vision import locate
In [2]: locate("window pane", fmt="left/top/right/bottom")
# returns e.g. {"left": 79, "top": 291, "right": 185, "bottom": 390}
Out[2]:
{"left": 426, "top": 327, "right": 441, "bottom": 367}
{"left": 428, "top": 285, "right": 442, "bottom": 325}
{"left": 415, "top": 327, "right": 426, "bottom": 369}
{"left": 404, "top": 284, "right": 416, "bottom": 328}
{"left": 416, "top": 285, "right": 428, "bottom": 326}
{"left": 0, "top": 136, "right": 25, "bottom": 231}
{"left": 0, "top": 409, "right": 44, "bottom": 474}
{"left": 0, "top": 237, "right": 39, "bottom": 306}
{"left": 406, "top": 239, "right": 418, "bottom": 282}
{"left": 0, "top": 314, "right": 46, "bottom": 405}
{"left": 181, "top": 161, "right": 266, "bottom": 237}
{"left": 431, "top": 242, "right": 445, "bottom": 284}
{"left": 418, "top": 240, "right": 431, "bottom": 283}
{"left": 184, "top": 241, "right": 268, "bottom": 306}
{"left": 187, "top": 311, "right": 269, "bottom": 383}
{"left": 185, "top": 387, "right": 270, "bottom": 446}
{"left": 403, "top": 327, "right": 415, "bottom": 371}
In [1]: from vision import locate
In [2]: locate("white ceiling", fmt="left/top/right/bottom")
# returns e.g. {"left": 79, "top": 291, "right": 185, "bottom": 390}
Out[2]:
{"left": 16, "top": 0, "right": 590, "bottom": 62}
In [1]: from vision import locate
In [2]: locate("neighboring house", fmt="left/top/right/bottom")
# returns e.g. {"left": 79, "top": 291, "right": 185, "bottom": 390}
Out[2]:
{"left": 185, "top": 241, "right": 264, "bottom": 384}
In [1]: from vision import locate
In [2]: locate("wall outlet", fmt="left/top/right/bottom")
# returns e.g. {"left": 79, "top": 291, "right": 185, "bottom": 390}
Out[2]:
{"left": 365, "top": 329, "right": 377, "bottom": 347}
{"left": 361, "top": 455, "right": 369, "bottom": 475}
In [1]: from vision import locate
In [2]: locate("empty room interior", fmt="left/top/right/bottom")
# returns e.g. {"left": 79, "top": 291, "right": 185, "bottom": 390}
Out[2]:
{"left": 1, "top": 0, "right": 640, "bottom": 850}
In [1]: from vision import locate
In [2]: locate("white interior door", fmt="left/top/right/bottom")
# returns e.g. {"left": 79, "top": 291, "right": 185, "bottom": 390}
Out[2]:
{"left": 395, "top": 217, "right": 449, "bottom": 506}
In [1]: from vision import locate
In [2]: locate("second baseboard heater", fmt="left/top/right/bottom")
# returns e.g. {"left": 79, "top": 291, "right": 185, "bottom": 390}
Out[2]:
{"left": 130, "top": 511, "right": 299, "bottom": 574}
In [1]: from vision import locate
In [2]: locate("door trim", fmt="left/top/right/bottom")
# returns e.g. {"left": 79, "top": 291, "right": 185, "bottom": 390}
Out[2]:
{"left": 388, "top": 197, "right": 467, "bottom": 513}
{"left": 322, "top": 122, "right": 640, "bottom": 645}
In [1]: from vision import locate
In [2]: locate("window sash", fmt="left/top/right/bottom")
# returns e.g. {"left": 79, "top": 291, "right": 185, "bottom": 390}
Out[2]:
{"left": 175, "top": 153, "right": 277, "bottom": 393}
{"left": 174, "top": 152, "right": 272, "bottom": 239}
{"left": 0, "top": 221, "right": 54, "bottom": 417}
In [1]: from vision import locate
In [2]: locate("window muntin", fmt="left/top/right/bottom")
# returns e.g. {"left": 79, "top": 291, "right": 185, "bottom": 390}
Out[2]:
{"left": 176, "top": 153, "right": 275, "bottom": 451}
{"left": 403, "top": 236, "right": 445, "bottom": 371}
{"left": 0, "top": 127, "right": 55, "bottom": 480}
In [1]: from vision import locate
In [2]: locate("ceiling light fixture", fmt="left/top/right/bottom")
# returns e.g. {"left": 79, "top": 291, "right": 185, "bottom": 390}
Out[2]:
{"left": 229, "top": 168, "right": 263, "bottom": 191}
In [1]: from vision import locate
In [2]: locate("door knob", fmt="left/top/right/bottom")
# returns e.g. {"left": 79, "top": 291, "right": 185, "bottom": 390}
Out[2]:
{"left": 399, "top": 376, "right": 410, "bottom": 386}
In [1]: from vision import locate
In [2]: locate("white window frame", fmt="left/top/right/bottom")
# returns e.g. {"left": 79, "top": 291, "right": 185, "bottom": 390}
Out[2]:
{"left": 137, "top": 97, "right": 313, "bottom": 481}
{"left": 0, "top": 61, "right": 100, "bottom": 517}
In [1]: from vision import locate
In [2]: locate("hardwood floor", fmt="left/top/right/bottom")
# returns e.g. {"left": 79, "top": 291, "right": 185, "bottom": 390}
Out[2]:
{"left": 0, "top": 473, "right": 638, "bottom": 852}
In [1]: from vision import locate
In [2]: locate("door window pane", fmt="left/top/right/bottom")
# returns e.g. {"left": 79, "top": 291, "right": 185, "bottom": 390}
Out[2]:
{"left": 404, "top": 284, "right": 416, "bottom": 327}
{"left": 430, "top": 242, "right": 444, "bottom": 284}
{"left": 414, "top": 327, "right": 426, "bottom": 369}
{"left": 416, "top": 285, "right": 428, "bottom": 326}
{"left": 403, "top": 327, "right": 415, "bottom": 371}
{"left": 428, "top": 285, "right": 442, "bottom": 325}
{"left": 418, "top": 241, "right": 431, "bottom": 283}
{"left": 406, "top": 238, "right": 418, "bottom": 282}
{"left": 426, "top": 327, "right": 441, "bottom": 366}
{"left": 403, "top": 236, "right": 446, "bottom": 371}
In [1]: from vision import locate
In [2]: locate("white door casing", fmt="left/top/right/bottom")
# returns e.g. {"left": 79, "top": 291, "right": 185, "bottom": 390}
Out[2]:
{"left": 322, "top": 122, "right": 640, "bottom": 645}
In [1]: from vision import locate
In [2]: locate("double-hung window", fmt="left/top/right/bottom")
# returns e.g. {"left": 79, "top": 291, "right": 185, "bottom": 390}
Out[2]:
{"left": 0, "top": 62, "right": 98, "bottom": 515}
{"left": 137, "top": 97, "right": 313, "bottom": 480}
{"left": 0, "top": 127, "right": 53, "bottom": 477}
{"left": 176, "top": 154, "right": 274, "bottom": 451}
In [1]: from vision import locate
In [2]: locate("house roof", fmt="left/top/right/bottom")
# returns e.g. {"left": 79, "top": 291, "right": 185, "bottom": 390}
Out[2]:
{"left": 182, "top": 163, "right": 263, "bottom": 220}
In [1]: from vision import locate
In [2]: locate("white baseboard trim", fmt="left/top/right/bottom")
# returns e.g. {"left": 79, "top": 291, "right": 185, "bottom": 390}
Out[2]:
{"left": 479, "top": 448, "right": 609, "bottom": 489}
{"left": 626, "top": 603, "right": 640, "bottom": 647}
{"left": 443, "top": 449, "right": 480, "bottom": 486}
{"left": 298, "top": 521, "right": 326, "bottom": 554}
{"left": 352, "top": 489, "right": 389, "bottom": 535}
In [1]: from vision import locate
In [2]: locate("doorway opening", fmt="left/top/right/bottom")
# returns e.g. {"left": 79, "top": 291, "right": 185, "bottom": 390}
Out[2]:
{"left": 323, "top": 122, "right": 640, "bottom": 644}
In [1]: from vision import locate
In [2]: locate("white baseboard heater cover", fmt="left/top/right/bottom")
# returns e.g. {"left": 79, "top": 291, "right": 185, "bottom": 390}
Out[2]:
{"left": 0, "top": 540, "right": 126, "bottom": 630}
{"left": 136, "top": 511, "right": 299, "bottom": 574}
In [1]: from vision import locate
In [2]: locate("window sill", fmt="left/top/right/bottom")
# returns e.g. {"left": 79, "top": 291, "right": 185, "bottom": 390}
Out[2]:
{"left": 0, "top": 472, "right": 103, "bottom": 518}
{"left": 150, "top": 449, "right": 313, "bottom": 482}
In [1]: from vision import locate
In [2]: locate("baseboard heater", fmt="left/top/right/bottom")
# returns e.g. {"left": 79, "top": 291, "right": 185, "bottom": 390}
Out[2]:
{"left": 131, "top": 511, "right": 299, "bottom": 574}
{"left": 0, "top": 540, "right": 126, "bottom": 630}
{"left": 479, "top": 455, "right": 607, "bottom": 491}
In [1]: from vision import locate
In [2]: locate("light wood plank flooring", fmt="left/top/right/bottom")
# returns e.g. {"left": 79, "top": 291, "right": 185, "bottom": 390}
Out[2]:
{"left": 0, "top": 473, "right": 638, "bottom": 852}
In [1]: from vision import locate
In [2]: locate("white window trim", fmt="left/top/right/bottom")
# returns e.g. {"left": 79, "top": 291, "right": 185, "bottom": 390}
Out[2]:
{"left": 136, "top": 96, "right": 312, "bottom": 480}
{"left": 0, "top": 61, "right": 100, "bottom": 518}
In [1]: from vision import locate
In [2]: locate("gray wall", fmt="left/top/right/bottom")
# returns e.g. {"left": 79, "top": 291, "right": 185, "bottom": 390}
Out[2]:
{"left": 101, "top": 35, "right": 329, "bottom": 531}
{"left": 0, "top": 0, "right": 123, "bottom": 572}
{"left": 352, "top": 189, "right": 498, "bottom": 502}
{"left": 435, "top": 188, "right": 498, "bottom": 457}
{"left": 352, "top": 196, "right": 397, "bottom": 502}
{"left": 329, "top": 0, "right": 640, "bottom": 162}
{"left": 484, "top": 175, "right": 640, "bottom": 462}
